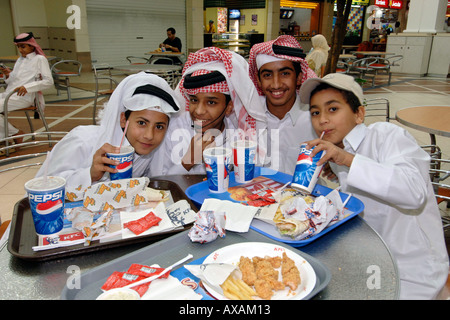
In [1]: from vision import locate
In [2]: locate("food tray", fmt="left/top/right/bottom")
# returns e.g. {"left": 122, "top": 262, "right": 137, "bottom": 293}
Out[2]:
{"left": 185, "top": 167, "right": 364, "bottom": 247}
{"left": 7, "top": 180, "right": 198, "bottom": 261}
{"left": 60, "top": 229, "right": 331, "bottom": 300}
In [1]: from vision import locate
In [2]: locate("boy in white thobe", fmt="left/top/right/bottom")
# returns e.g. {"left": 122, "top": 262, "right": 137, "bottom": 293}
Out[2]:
{"left": 245, "top": 35, "right": 318, "bottom": 175}
{"left": 0, "top": 33, "right": 53, "bottom": 140}
{"left": 35, "top": 72, "right": 180, "bottom": 201}
{"left": 300, "top": 73, "right": 449, "bottom": 300}
{"left": 151, "top": 47, "right": 263, "bottom": 176}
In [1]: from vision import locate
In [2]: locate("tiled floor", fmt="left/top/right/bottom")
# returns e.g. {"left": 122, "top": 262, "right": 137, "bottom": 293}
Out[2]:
{"left": 1, "top": 71, "right": 449, "bottom": 299}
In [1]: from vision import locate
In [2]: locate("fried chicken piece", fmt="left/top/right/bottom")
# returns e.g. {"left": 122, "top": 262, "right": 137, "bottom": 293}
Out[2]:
{"left": 239, "top": 256, "right": 257, "bottom": 286}
{"left": 254, "top": 259, "right": 278, "bottom": 280}
{"left": 265, "top": 256, "right": 282, "bottom": 268}
{"left": 254, "top": 258, "right": 285, "bottom": 291}
{"left": 281, "top": 252, "right": 301, "bottom": 290}
{"left": 254, "top": 279, "right": 273, "bottom": 300}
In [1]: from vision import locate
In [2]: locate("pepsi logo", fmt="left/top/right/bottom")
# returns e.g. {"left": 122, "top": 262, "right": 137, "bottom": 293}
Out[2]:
{"left": 296, "top": 153, "right": 313, "bottom": 167}
{"left": 205, "top": 163, "right": 212, "bottom": 172}
{"left": 29, "top": 190, "right": 63, "bottom": 203}
{"left": 116, "top": 161, "right": 132, "bottom": 173}
{"left": 36, "top": 199, "right": 63, "bottom": 215}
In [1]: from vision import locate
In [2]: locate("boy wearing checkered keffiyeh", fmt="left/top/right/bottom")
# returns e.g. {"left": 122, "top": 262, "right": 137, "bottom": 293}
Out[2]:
{"left": 150, "top": 47, "right": 263, "bottom": 175}
{"left": 246, "top": 35, "right": 319, "bottom": 175}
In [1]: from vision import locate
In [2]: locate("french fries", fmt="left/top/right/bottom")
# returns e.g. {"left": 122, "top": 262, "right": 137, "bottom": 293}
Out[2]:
{"left": 221, "top": 275, "right": 257, "bottom": 300}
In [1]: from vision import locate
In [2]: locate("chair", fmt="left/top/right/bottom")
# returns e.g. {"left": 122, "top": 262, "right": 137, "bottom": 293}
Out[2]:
{"left": 429, "top": 157, "right": 450, "bottom": 230}
{"left": 367, "top": 57, "right": 392, "bottom": 85}
{"left": 126, "top": 56, "right": 150, "bottom": 64}
{"left": 150, "top": 57, "right": 174, "bottom": 65}
{"left": 1, "top": 90, "right": 52, "bottom": 157}
{"left": 347, "top": 57, "right": 376, "bottom": 87}
{"left": 363, "top": 97, "right": 392, "bottom": 122}
{"left": 92, "top": 64, "right": 119, "bottom": 124}
{"left": 387, "top": 55, "right": 403, "bottom": 67}
{"left": 51, "top": 60, "right": 82, "bottom": 101}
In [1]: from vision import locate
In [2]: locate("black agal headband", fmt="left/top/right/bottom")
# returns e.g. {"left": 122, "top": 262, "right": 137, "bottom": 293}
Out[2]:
{"left": 272, "top": 44, "right": 306, "bottom": 59}
{"left": 133, "top": 84, "right": 179, "bottom": 112}
{"left": 183, "top": 70, "right": 226, "bottom": 89}
{"left": 13, "top": 32, "right": 34, "bottom": 43}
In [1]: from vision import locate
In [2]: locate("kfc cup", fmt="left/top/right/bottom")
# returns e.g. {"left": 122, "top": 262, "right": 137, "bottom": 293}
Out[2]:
{"left": 106, "top": 145, "right": 134, "bottom": 180}
{"left": 203, "top": 147, "right": 232, "bottom": 193}
{"left": 232, "top": 140, "right": 257, "bottom": 184}
{"left": 24, "top": 176, "right": 66, "bottom": 236}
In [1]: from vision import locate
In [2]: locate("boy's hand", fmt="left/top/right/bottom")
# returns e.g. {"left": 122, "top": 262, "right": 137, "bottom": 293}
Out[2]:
{"left": 181, "top": 131, "right": 215, "bottom": 171}
{"left": 306, "top": 138, "right": 354, "bottom": 168}
{"left": 15, "top": 86, "right": 28, "bottom": 96}
{"left": 90, "top": 143, "right": 120, "bottom": 182}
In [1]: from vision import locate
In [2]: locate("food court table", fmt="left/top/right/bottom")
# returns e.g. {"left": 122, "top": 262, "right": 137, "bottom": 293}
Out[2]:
{"left": 0, "top": 175, "right": 399, "bottom": 300}
{"left": 396, "top": 106, "right": 450, "bottom": 142}
{"left": 352, "top": 51, "right": 395, "bottom": 57}
{"left": 113, "top": 64, "right": 182, "bottom": 75}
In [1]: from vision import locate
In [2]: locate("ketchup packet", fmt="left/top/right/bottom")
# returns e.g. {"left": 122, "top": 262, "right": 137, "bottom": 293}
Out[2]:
{"left": 101, "top": 271, "right": 149, "bottom": 297}
{"left": 123, "top": 211, "right": 162, "bottom": 235}
{"left": 127, "top": 264, "right": 170, "bottom": 279}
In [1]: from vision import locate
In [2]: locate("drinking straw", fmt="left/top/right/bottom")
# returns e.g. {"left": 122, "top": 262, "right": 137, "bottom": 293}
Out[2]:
{"left": 122, "top": 254, "right": 194, "bottom": 289}
{"left": 320, "top": 130, "right": 325, "bottom": 140}
{"left": 119, "top": 120, "right": 129, "bottom": 150}
{"left": 42, "top": 151, "right": 51, "bottom": 184}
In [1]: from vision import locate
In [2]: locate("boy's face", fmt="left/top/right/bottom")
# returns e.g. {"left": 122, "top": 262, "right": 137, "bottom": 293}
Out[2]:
{"left": 309, "top": 87, "right": 365, "bottom": 148}
{"left": 188, "top": 92, "right": 233, "bottom": 133}
{"left": 120, "top": 109, "right": 169, "bottom": 155}
{"left": 257, "top": 59, "right": 301, "bottom": 111}
{"left": 17, "top": 44, "right": 35, "bottom": 57}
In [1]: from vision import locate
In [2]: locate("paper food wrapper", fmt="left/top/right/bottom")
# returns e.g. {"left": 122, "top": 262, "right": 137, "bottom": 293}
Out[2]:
{"left": 184, "top": 263, "right": 238, "bottom": 295}
{"left": 141, "top": 264, "right": 202, "bottom": 300}
{"left": 199, "top": 198, "right": 259, "bottom": 233}
{"left": 277, "top": 188, "right": 346, "bottom": 240}
{"left": 83, "top": 177, "right": 149, "bottom": 212}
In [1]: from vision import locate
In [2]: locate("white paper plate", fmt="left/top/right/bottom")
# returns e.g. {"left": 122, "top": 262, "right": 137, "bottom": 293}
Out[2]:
{"left": 202, "top": 242, "right": 316, "bottom": 300}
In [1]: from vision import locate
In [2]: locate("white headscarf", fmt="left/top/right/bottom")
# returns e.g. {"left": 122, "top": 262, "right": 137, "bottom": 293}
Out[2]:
{"left": 97, "top": 72, "right": 180, "bottom": 151}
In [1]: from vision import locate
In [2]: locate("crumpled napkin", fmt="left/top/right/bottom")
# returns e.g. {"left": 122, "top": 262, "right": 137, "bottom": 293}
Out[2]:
{"left": 188, "top": 210, "right": 226, "bottom": 243}
{"left": 83, "top": 177, "right": 149, "bottom": 212}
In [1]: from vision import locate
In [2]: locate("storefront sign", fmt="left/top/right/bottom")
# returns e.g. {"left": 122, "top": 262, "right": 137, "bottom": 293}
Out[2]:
{"left": 374, "top": 0, "right": 389, "bottom": 8}
{"left": 390, "top": 0, "right": 403, "bottom": 9}
{"left": 374, "top": 0, "right": 403, "bottom": 9}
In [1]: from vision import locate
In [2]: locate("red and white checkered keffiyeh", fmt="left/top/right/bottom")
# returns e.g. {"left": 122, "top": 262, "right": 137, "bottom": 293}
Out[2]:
{"left": 248, "top": 35, "right": 317, "bottom": 96}
{"left": 177, "top": 47, "right": 265, "bottom": 135}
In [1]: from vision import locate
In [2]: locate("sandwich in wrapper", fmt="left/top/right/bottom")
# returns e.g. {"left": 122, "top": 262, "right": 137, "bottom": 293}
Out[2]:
{"left": 275, "top": 218, "right": 310, "bottom": 238}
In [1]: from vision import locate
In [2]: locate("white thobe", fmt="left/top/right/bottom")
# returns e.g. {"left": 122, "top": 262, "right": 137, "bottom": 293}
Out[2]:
{"left": 151, "top": 110, "right": 237, "bottom": 176}
{"left": 1, "top": 52, "right": 53, "bottom": 138}
{"left": 330, "top": 122, "right": 449, "bottom": 300}
{"left": 35, "top": 126, "right": 154, "bottom": 201}
{"left": 255, "top": 94, "right": 317, "bottom": 175}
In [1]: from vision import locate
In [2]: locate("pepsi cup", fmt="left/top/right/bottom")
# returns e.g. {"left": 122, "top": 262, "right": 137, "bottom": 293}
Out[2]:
{"left": 291, "top": 143, "right": 325, "bottom": 194}
{"left": 107, "top": 145, "right": 134, "bottom": 180}
{"left": 232, "top": 140, "right": 257, "bottom": 184}
{"left": 24, "top": 176, "right": 66, "bottom": 236}
{"left": 203, "top": 147, "right": 232, "bottom": 193}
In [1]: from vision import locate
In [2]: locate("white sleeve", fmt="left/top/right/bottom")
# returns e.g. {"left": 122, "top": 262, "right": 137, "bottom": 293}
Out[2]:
{"left": 346, "top": 128, "right": 430, "bottom": 210}
{"left": 35, "top": 127, "right": 96, "bottom": 200}
{"left": 23, "top": 56, "right": 54, "bottom": 93}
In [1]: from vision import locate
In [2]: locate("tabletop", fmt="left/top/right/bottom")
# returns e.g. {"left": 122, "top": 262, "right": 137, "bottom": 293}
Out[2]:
{"left": 145, "top": 51, "right": 185, "bottom": 57}
{"left": 395, "top": 106, "right": 450, "bottom": 138}
{"left": 0, "top": 174, "right": 399, "bottom": 300}
{"left": 113, "top": 64, "right": 182, "bottom": 74}
{"left": 353, "top": 51, "right": 394, "bottom": 56}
